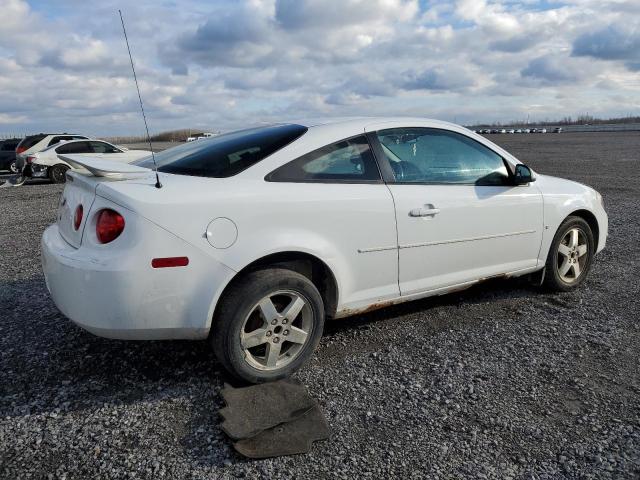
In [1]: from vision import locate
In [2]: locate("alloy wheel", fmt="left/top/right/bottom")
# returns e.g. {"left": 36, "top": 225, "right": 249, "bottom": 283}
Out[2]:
{"left": 557, "top": 227, "right": 588, "bottom": 283}
{"left": 240, "top": 290, "right": 313, "bottom": 371}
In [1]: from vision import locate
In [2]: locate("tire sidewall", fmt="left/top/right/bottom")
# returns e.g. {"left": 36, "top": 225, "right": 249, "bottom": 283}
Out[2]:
{"left": 220, "top": 270, "right": 324, "bottom": 383}
{"left": 49, "top": 165, "right": 69, "bottom": 184}
{"left": 547, "top": 217, "right": 594, "bottom": 290}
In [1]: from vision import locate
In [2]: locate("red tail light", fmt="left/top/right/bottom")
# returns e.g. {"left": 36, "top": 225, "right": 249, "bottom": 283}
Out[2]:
{"left": 16, "top": 146, "right": 27, "bottom": 154}
{"left": 96, "top": 209, "right": 125, "bottom": 244}
{"left": 73, "top": 204, "right": 83, "bottom": 230}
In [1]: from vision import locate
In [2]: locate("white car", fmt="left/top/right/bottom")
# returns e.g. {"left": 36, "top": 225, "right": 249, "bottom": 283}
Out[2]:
{"left": 16, "top": 133, "right": 89, "bottom": 169}
{"left": 24, "top": 139, "right": 150, "bottom": 183}
{"left": 41, "top": 118, "right": 608, "bottom": 383}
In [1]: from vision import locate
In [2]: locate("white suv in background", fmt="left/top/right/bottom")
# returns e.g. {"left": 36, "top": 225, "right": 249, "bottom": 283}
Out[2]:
{"left": 16, "top": 133, "right": 89, "bottom": 172}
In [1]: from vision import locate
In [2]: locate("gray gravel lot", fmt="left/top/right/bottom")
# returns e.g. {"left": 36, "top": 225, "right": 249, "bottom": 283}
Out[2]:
{"left": 1, "top": 132, "right": 639, "bottom": 479}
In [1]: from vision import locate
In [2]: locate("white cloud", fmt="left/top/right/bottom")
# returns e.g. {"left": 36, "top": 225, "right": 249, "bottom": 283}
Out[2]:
{"left": 0, "top": 0, "right": 638, "bottom": 136}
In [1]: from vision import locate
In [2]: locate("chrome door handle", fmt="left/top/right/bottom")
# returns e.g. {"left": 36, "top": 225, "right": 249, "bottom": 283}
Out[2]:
{"left": 409, "top": 207, "right": 440, "bottom": 217}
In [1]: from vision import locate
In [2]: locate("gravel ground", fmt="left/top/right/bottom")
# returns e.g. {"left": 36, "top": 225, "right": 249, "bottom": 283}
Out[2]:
{"left": 1, "top": 132, "right": 639, "bottom": 479}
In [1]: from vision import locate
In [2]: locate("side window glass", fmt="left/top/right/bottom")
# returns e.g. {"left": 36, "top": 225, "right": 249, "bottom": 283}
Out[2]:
{"left": 268, "top": 136, "right": 380, "bottom": 182}
{"left": 90, "top": 141, "right": 119, "bottom": 153}
{"left": 376, "top": 128, "right": 510, "bottom": 185}
{"left": 48, "top": 136, "right": 63, "bottom": 146}
{"left": 56, "top": 142, "right": 92, "bottom": 154}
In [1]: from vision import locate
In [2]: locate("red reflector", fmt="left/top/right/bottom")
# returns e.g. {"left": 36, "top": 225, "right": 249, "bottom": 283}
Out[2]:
{"left": 26, "top": 155, "right": 36, "bottom": 164}
{"left": 73, "top": 204, "right": 83, "bottom": 230}
{"left": 96, "top": 209, "right": 125, "bottom": 244}
{"left": 151, "top": 257, "right": 189, "bottom": 268}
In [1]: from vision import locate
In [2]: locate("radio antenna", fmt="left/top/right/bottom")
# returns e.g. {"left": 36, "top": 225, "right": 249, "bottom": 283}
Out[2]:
{"left": 118, "top": 9, "right": 162, "bottom": 188}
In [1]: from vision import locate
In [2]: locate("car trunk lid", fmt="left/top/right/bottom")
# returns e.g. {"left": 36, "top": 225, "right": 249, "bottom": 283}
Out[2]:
{"left": 56, "top": 156, "right": 152, "bottom": 248}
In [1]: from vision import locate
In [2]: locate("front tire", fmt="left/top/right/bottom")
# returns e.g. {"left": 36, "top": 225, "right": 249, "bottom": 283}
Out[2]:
{"left": 49, "top": 164, "right": 69, "bottom": 184}
{"left": 9, "top": 160, "right": 18, "bottom": 174}
{"left": 543, "top": 216, "right": 594, "bottom": 292}
{"left": 211, "top": 268, "right": 325, "bottom": 384}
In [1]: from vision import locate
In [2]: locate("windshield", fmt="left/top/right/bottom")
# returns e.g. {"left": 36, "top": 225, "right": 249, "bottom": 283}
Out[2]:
{"left": 135, "top": 124, "right": 307, "bottom": 178}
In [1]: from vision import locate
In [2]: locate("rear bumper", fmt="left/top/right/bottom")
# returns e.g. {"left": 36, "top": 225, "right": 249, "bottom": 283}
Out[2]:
{"left": 41, "top": 223, "right": 235, "bottom": 340}
{"left": 22, "top": 163, "right": 48, "bottom": 178}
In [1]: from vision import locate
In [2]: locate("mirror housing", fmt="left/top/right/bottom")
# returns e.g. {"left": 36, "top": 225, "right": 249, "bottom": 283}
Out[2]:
{"left": 514, "top": 164, "right": 535, "bottom": 185}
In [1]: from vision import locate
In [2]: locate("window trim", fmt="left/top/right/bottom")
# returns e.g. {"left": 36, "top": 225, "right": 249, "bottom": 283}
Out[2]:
{"left": 265, "top": 134, "right": 385, "bottom": 184}
{"left": 368, "top": 127, "right": 517, "bottom": 187}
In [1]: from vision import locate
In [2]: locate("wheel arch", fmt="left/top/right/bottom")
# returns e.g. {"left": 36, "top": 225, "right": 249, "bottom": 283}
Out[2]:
{"left": 567, "top": 209, "right": 599, "bottom": 251}
{"left": 210, "top": 251, "right": 340, "bottom": 332}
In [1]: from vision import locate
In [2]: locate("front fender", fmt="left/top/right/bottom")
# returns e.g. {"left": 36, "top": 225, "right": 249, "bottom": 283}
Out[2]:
{"left": 536, "top": 175, "right": 608, "bottom": 262}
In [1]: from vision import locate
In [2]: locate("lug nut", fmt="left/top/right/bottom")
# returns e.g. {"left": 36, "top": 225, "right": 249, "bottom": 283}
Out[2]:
{"left": 271, "top": 319, "right": 277, "bottom": 325}
{"left": 273, "top": 337, "right": 280, "bottom": 343}
{"left": 282, "top": 319, "right": 288, "bottom": 324}
{"left": 283, "top": 330, "right": 289, "bottom": 336}
{"left": 266, "top": 331, "right": 272, "bottom": 337}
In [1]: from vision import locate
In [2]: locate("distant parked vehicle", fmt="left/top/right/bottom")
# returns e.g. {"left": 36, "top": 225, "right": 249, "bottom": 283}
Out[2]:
{"left": 22, "top": 139, "right": 150, "bottom": 183}
{"left": 16, "top": 133, "right": 89, "bottom": 173}
{"left": 515, "top": 129, "right": 523, "bottom": 134}
{"left": 530, "top": 128, "right": 538, "bottom": 133}
{"left": 187, "top": 132, "right": 216, "bottom": 142}
{"left": 507, "top": 129, "right": 515, "bottom": 134}
{"left": 540, "top": 129, "right": 547, "bottom": 134}
{"left": 554, "top": 127, "right": 563, "bottom": 133}
{"left": 499, "top": 129, "right": 506, "bottom": 134}
{"left": 523, "top": 129, "right": 530, "bottom": 134}
{"left": 0, "top": 138, "right": 21, "bottom": 173}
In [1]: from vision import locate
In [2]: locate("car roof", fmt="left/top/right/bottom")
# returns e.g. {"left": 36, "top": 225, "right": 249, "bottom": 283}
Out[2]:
{"left": 294, "top": 116, "right": 459, "bottom": 130}
{"left": 41, "top": 138, "right": 103, "bottom": 152}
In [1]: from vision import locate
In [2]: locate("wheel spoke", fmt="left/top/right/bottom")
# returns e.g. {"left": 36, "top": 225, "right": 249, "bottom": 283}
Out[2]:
{"left": 558, "top": 244, "right": 571, "bottom": 258}
{"left": 569, "top": 229, "right": 579, "bottom": 248}
{"left": 282, "top": 295, "right": 305, "bottom": 322}
{"left": 572, "top": 261, "right": 581, "bottom": 278}
{"left": 285, "top": 326, "right": 308, "bottom": 345}
{"left": 265, "top": 341, "right": 282, "bottom": 368}
{"left": 258, "top": 297, "right": 279, "bottom": 323}
{"left": 241, "top": 328, "right": 269, "bottom": 349}
{"left": 559, "top": 259, "right": 572, "bottom": 276}
{"left": 577, "top": 244, "right": 587, "bottom": 257}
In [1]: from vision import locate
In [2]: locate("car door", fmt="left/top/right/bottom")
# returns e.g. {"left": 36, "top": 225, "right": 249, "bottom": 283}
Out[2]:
{"left": 368, "top": 125, "right": 543, "bottom": 296}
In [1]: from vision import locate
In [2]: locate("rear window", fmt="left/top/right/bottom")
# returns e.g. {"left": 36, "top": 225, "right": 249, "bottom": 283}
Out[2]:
{"left": 18, "top": 134, "right": 46, "bottom": 150}
{"left": 136, "top": 124, "right": 307, "bottom": 178}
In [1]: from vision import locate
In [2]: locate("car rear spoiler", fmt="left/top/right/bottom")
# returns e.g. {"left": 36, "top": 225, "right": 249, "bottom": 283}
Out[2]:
{"left": 57, "top": 154, "right": 152, "bottom": 179}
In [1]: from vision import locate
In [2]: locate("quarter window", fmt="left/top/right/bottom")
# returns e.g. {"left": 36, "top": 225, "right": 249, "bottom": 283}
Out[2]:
{"left": 268, "top": 136, "right": 381, "bottom": 183}
{"left": 376, "top": 128, "right": 510, "bottom": 185}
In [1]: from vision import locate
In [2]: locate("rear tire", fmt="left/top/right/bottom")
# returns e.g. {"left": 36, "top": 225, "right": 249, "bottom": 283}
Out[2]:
{"left": 49, "top": 164, "right": 69, "bottom": 184}
{"left": 211, "top": 268, "right": 325, "bottom": 384}
{"left": 543, "top": 216, "right": 594, "bottom": 292}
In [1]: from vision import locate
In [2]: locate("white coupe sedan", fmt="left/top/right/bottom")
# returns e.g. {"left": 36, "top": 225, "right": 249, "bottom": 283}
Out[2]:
{"left": 23, "top": 139, "right": 150, "bottom": 183}
{"left": 41, "top": 118, "right": 607, "bottom": 383}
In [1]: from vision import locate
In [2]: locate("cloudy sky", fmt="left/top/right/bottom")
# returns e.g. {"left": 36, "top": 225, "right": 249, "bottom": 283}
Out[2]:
{"left": 0, "top": 0, "right": 639, "bottom": 136}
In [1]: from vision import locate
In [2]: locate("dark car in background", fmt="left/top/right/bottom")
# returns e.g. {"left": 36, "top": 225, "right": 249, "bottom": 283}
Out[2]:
{"left": 0, "top": 138, "right": 21, "bottom": 173}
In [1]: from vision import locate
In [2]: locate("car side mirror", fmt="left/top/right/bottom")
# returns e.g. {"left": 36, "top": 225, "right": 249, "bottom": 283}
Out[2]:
{"left": 514, "top": 164, "right": 535, "bottom": 185}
